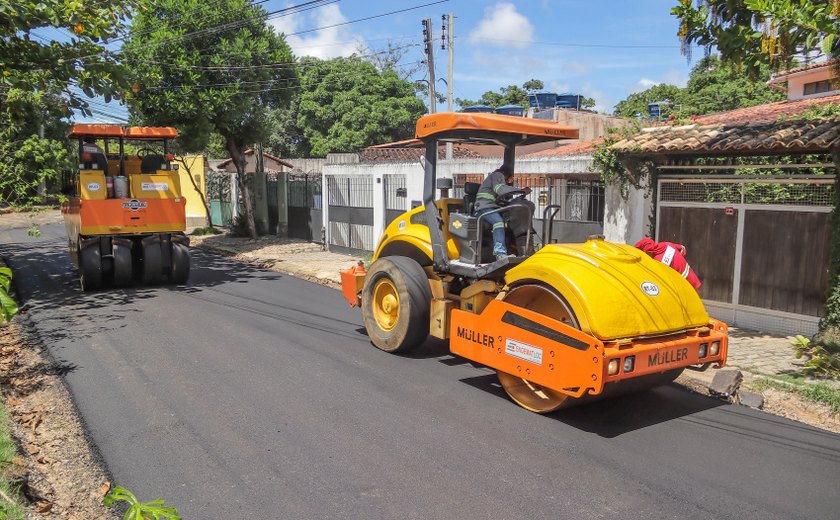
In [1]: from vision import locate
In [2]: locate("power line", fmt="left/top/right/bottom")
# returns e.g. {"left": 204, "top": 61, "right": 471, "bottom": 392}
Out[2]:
{"left": 468, "top": 37, "right": 680, "bottom": 49}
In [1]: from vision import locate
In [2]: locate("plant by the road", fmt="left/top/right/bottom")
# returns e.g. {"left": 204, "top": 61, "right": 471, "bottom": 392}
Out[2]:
{"left": 0, "top": 266, "right": 18, "bottom": 323}
{"left": 0, "top": 407, "right": 25, "bottom": 519}
{"left": 753, "top": 375, "right": 840, "bottom": 415}
{"left": 790, "top": 335, "right": 840, "bottom": 379}
{"left": 104, "top": 486, "right": 181, "bottom": 520}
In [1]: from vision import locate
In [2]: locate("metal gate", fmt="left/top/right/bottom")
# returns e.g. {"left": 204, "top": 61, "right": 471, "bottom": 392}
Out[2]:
{"left": 383, "top": 174, "right": 407, "bottom": 227}
{"left": 453, "top": 173, "right": 604, "bottom": 243}
{"left": 288, "top": 172, "right": 323, "bottom": 242}
{"left": 326, "top": 175, "right": 374, "bottom": 253}
{"left": 657, "top": 175, "right": 834, "bottom": 334}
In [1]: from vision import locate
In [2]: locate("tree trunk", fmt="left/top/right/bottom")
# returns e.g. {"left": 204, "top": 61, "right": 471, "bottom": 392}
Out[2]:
{"left": 225, "top": 138, "right": 257, "bottom": 239}
{"left": 176, "top": 157, "right": 214, "bottom": 230}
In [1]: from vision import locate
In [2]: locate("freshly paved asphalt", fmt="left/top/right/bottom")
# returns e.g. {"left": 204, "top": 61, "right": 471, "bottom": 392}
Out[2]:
{"left": 2, "top": 223, "right": 839, "bottom": 520}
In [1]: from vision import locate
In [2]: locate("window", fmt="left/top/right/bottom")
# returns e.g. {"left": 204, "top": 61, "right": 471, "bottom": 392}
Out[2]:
{"left": 803, "top": 80, "right": 832, "bottom": 95}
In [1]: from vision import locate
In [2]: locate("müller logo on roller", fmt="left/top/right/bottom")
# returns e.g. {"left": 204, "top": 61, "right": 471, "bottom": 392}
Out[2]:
{"left": 121, "top": 199, "right": 148, "bottom": 211}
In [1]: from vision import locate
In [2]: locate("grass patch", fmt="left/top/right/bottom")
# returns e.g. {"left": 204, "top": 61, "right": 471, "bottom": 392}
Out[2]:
{"left": 0, "top": 405, "right": 25, "bottom": 519}
{"left": 190, "top": 226, "right": 223, "bottom": 236}
{"left": 753, "top": 376, "right": 840, "bottom": 414}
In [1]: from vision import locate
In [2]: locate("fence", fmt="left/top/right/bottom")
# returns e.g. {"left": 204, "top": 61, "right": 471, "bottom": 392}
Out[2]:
{"left": 326, "top": 174, "right": 375, "bottom": 253}
{"left": 657, "top": 175, "right": 834, "bottom": 335}
{"left": 288, "top": 172, "right": 323, "bottom": 242}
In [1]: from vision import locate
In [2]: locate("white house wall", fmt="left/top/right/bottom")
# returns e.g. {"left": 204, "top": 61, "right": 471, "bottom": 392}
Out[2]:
{"left": 603, "top": 182, "right": 652, "bottom": 244}
{"left": 320, "top": 154, "right": 640, "bottom": 248}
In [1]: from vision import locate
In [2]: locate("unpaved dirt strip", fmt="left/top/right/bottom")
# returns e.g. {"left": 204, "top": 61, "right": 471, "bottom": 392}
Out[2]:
{"left": 0, "top": 317, "right": 115, "bottom": 519}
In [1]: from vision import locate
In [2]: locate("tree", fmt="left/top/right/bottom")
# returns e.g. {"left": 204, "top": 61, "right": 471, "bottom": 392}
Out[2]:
{"left": 580, "top": 96, "right": 597, "bottom": 110}
{"left": 265, "top": 97, "right": 310, "bottom": 159}
{"left": 613, "top": 56, "right": 784, "bottom": 118}
{"left": 672, "top": 0, "right": 839, "bottom": 77}
{"left": 0, "top": 1, "right": 131, "bottom": 209}
{"left": 296, "top": 57, "right": 426, "bottom": 157}
{"left": 522, "top": 79, "right": 544, "bottom": 92}
{"left": 0, "top": 0, "right": 133, "bottom": 110}
{"left": 123, "top": 0, "right": 296, "bottom": 239}
{"left": 613, "top": 84, "right": 684, "bottom": 119}
{"left": 454, "top": 79, "right": 593, "bottom": 110}
{"left": 456, "top": 84, "right": 530, "bottom": 109}
{"left": 680, "top": 56, "right": 785, "bottom": 114}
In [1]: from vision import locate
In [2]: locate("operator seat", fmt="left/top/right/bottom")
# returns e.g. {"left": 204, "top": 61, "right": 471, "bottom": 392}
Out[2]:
{"left": 462, "top": 182, "right": 480, "bottom": 214}
{"left": 85, "top": 153, "right": 108, "bottom": 172}
{"left": 140, "top": 155, "right": 165, "bottom": 173}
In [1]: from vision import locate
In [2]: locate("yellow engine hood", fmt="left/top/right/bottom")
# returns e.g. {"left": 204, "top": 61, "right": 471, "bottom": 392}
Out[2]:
{"left": 505, "top": 239, "right": 709, "bottom": 341}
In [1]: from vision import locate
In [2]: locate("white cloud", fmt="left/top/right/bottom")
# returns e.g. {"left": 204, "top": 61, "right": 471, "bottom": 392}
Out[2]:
{"left": 632, "top": 69, "right": 689, "bottom": 93}
{"left": 580, "top": 83, "right": 611, "bottom": 114}
{"left": 548, "top": 81, "right": 570, "bottom": 93}
{"left": 269, "top": 4, "right": 363, "bottom": 59}
{"left": 468, "top": 2, "right": 534, "bottom": 50}
{"left": 564, "top": 60, "right": 590, "bottom": 76}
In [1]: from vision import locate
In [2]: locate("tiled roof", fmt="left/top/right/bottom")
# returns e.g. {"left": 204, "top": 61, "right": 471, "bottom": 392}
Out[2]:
{"left": 692, "top": 94, "right": 840, "bottom": 125}
{"left": 611, "top": 117, "right": 840, "bottom": 155}
{"left": 359, "top": 141, "right": 482, "bottom": 163}
{"left": 770, "top": 60, "right": 837, "bottom": 80}
{"left": 526, "top": 138, "right": 602, "bottom": 157}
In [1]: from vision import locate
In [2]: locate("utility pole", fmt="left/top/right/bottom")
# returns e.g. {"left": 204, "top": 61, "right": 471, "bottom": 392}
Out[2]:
{"left": 422, "top": 18, "right": 436, "bottom": 114}
{"left": 442, "top": 13, "right": 454, "bottom": 159}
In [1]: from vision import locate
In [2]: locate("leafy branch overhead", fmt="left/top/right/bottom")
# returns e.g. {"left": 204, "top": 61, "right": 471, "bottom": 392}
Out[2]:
{"left": 672, "top": 0, "right": 839, "bottom": 77}
{"left": 123, "top": 0, "right": 296, "bottom": 239}
{"left": 0, "top": 0, "right": 134, "bottom": 111}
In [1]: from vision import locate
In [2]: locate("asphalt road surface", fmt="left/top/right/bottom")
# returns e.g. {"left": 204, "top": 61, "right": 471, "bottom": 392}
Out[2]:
{"left": 2, "top": 223, "right": 839, "bottom": 520}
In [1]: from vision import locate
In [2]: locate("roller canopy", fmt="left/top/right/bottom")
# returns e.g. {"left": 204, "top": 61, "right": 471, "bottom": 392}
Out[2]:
{"left": 68, "top": 125, "right": 179, "bottom": 139}
{"left": 68, "top": 124, "right": 124, "bottom": 138}
{"left": 415, "top": 112, "right": 578, "bottom": 145}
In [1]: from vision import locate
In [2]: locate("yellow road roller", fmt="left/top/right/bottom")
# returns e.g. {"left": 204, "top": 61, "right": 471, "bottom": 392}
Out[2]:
{"left": 341, "top": 112, "right": 727, "bottom": 413}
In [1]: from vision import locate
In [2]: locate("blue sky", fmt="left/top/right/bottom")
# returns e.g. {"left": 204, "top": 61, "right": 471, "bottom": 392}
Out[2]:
{"left": 50, "top": 0, "right": 701, "bottom": 122}
{"left": 269, "top": 0, "right": 699, "bottom": 112}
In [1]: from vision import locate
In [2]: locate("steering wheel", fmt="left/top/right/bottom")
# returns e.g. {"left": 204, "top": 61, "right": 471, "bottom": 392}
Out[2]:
{"left": 498, "top": 189, "right": 527, "bottom": 205}
{"left": 136, "top": 147, "right": 160, "bottom": 158}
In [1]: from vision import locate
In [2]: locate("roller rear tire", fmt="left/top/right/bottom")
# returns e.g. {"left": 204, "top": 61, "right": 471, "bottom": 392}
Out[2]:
{"left": 169, "top": 242, "right": 190, "bottom": 284}
{"left": 112, "top": 240, "right": 133, "bottom": 287}
{"left": 141, "top": 240, "right": 164, "bottom": 285}
{"left": 79, "top": 245, "right": 103, "bottom": 292}
{"left": 361, "top": 256, "right": 431, "bottom": 354}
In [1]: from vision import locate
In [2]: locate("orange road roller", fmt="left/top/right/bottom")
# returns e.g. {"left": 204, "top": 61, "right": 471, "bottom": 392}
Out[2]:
{"left": 61, "top": 124, "right": 190, "bottom": 291}
{"left": 341, "top": 112, "right": 727, "bottom": 413}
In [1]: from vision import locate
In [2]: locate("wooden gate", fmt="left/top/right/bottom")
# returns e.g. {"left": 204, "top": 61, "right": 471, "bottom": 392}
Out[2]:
{"left": 657, "top": 175, "right": 833, "bottom": 334}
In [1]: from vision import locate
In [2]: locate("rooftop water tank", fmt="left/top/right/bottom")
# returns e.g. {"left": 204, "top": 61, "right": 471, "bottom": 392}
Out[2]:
{"left": 648, "top": 100, "right": 673, "bottom": 119}
{"left": 528, "top": 92, "right": 557, "bottom": 109}
{"left": 462, "top": 104, "right": 495, "bottom": 113}
{"left": 555, "top": 94, "right": 583, "bottom": 109}
{"left": 494, "top": 104, "right": 525, "bottom": 117}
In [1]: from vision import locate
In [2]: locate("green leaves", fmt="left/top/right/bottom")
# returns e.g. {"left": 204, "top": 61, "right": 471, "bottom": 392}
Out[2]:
{"left": 0, "top": 266, "right": 18, "bottom": 323}
{"left": 0, "top": 0, "right": 133, "bottom": 104}
{"left": 292, "top": 56, "right": 425, "bottom": 157}
{"left": 613, "top": 55, "right": 784, "bottom": 118}
{"left": 672, "top": 0, "right": 838, "bottom": 76}
{"left": 104, "top": 485, "right": 181, "bottom": 520}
